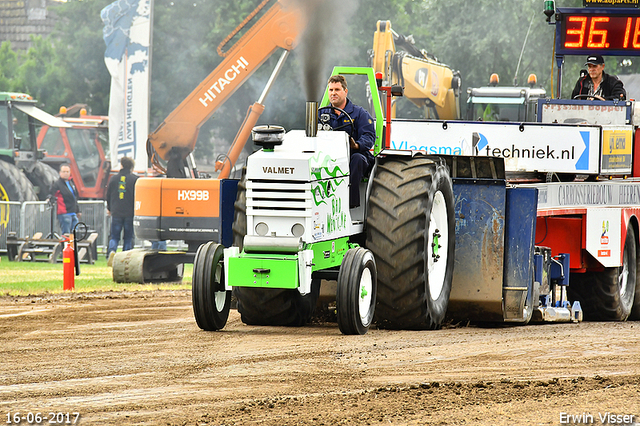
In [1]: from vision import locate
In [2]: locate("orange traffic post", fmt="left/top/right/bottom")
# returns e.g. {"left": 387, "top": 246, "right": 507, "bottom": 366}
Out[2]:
{"left": 63, "top": 240, "right": 75, "bottom": 291}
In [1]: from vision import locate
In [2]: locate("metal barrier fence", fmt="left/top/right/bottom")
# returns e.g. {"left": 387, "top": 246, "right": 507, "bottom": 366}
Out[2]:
{"left": 0, "top": 200, "right": 187, "bottom": 255}
{"left": 78, "top": 201, "right": 110, "bottom": 248}
{"left": 0, "top": 201, "right": 22, "bottom": 253}
{"left": 0, "top": 201, "right": 110, "bottom": 254}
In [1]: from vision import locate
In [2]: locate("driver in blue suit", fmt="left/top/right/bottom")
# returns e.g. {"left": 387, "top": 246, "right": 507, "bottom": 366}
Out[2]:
{"left": 319, "top": 75, "right": 376, "bottom": 208}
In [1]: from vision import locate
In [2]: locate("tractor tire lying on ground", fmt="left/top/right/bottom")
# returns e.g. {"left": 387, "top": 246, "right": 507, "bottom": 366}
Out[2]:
{"left": 26, "top": 162, "right": 59, "bottom": 201}
{"left": 366, "top": 155, "right": 455, "bottom": 330}
{"left": 568, "top": 224, "right": 639, "bottom": 321}
{"left": 231, "top": 167, "right": 320, "bottom": 326}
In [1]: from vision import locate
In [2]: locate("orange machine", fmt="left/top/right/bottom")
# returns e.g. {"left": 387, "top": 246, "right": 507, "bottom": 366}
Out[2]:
{"left": 37, "top": 105, "right": 110, "bottom": 199}
{"left": 115, "top": 0, "right": 307, "bottom": 283}
{"left": 146, "top": 0, "right": 303, "bottom": 173}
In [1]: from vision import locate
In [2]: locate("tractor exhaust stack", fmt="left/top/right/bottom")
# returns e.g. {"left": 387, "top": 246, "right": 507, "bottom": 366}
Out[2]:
{"left": 305, "top": 101, "right": 318, "bottom": 137}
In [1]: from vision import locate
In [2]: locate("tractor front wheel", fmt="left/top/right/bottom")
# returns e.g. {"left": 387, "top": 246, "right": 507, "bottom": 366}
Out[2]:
{"left": 192, "top": 242, "right": 231, "bottom": 331}
{"left": 336, "top": 247, "right": 377, "bottom": 335}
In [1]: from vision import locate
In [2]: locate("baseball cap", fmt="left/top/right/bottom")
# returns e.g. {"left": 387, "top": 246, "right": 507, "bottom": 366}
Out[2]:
{"left": 585, "top": 55, "right": 604, "bottom": 66}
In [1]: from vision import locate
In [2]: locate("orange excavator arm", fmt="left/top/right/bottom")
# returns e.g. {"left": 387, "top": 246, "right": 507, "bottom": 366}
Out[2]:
{"left": 148, "top": 0, "right": 305, "bottom": 170}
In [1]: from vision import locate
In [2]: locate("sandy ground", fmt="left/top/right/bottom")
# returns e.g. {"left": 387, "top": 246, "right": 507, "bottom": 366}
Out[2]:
{"left": 0, "top": 290, "right": 639, "bottom": 426}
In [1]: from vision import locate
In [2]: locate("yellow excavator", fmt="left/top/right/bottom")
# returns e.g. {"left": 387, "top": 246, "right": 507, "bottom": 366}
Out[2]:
{"left": 370, "top": 20, "right": 461, "bottom": 120}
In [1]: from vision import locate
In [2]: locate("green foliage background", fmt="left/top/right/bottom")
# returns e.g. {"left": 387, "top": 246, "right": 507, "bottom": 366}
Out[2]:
{"left": 2, "top": 0, "right": 639, "bottom": 167}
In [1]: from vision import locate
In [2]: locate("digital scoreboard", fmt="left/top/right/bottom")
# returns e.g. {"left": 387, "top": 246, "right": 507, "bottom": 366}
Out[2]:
{"left": 556, "top": 8, "right": 640, "bottom": 56}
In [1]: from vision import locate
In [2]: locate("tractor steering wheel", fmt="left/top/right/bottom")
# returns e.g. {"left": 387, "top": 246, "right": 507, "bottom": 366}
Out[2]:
{"left": 319, "top": 106, "right": 355, "bottom": 139}
{"left": 572, "top": 93, "right": 606, "bottom": 101}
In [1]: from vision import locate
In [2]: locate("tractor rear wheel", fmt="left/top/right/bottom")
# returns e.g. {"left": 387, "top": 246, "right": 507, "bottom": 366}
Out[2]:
{"left": 569, "top": 224, "right": 637, "bottom": 321}
{"left": 16, "top": 167, "right": 37, "bottom": 202}
{"left": 231, "top": 167, "right": 320, "bottom": 326}
{"left": 0, "top": 160, "right": 37, "bottom": 202}
{"left": 231, "top": 167, "right": 247, "bottom": 250}
{"left": 234, "top": 281, "right": 320, "bottom": 327}
{"left": 337, "top": 247, "right": 377, "bottom": 335}
{"left": 27, "top": 162, "right": 58, "bottom": 200}
{"left": 192, "top": 242, "right": 231, "bottom": 331}
{"left": 0, "top": 160, "right": 24, "bottom": 202}
{"left": 366, "top": 156, "right": 455, "bottom": 330}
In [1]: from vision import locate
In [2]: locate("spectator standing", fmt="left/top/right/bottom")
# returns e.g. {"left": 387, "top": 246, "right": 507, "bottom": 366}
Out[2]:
{"left": 50, "top": 164, "right": 80, "bottom": 235}
{"left": 106, "top": 157, "right": 138, "bottom": 265}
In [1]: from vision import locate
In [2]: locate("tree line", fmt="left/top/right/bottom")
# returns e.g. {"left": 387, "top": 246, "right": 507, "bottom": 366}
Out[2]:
{"left": 4, "top": 0, "right": 638, "bottom": 166}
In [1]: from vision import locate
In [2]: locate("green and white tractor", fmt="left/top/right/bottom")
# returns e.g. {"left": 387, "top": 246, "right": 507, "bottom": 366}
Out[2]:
{"left": 191, "top": 67, "right": 456, "bottom": 335}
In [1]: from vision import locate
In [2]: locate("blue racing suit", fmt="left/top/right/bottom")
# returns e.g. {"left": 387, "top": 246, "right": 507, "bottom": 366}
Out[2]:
{"left": 319, "top": 99, "right": 375, "bottom": 208}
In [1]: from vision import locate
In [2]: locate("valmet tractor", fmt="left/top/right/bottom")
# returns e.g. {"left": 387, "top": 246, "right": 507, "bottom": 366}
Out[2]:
{"left": 191, "top": 67, "right": 536, "bottom": 335}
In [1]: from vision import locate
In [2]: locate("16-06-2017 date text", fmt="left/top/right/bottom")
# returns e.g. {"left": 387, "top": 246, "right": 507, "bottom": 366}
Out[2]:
{"left": 5, "top": 412, "right": 80, "bottom": 424}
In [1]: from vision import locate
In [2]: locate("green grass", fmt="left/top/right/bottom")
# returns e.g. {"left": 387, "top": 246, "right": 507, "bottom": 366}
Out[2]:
{"left": 0, "top": 253, "right": 192, "bottom": 296}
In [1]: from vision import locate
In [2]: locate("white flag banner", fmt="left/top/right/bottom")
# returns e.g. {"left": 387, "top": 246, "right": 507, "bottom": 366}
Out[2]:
{"left": 101, "top": 0, "right": 151, "bottom": 174}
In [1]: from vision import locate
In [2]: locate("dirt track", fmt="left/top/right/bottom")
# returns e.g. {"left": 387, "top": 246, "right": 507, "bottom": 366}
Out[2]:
{"left": 1, "top": 290, "right": 639, "bottom": 425}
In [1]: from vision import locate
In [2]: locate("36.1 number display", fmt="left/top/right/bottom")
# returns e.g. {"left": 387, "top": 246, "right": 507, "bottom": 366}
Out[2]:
{"left": 558, "top": 9, "right": 640, "bottom": 55}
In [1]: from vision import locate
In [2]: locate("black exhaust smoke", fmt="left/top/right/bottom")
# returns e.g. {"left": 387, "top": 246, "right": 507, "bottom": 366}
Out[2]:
{"left": 293, "top": 0, "right": 335, "bottom": 102}
{"left": 293, "top": 0, "right": 359, "bottom": 125}
{"left": 295, "top": 0, "right": 330, "bottom": 138}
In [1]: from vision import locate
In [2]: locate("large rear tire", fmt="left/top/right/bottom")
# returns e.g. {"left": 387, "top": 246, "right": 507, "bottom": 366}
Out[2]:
{"left": 0, "top": 160, "right": 23, "bottom": 202}
{"left": 568, "top": 224, "right": 637, "bottom": 321}
{"left": 231, "top": 167, "right": 320, "bottom": 326}
{"left": 192, "top": 242, "right": 231, "bottom": 331}
{"left": 0, "top": 160, "right": 36, "bottom": 202}
{"left": 26, "top": 162, "right": 58, "bottom": 201}
{"left": 231, "top": 167, "right": 247, "bottom": 250}
{"left": 631, "top": 225, "right": 640, "bottom": 320}
{"left": 337, "top": 247, "right": 377, "bottom": 335}
{"left": 366, "top": 156, "right": 455, "bottom": 330}
{"left": 16, "top": 167, "right": 37, "bottom": 202}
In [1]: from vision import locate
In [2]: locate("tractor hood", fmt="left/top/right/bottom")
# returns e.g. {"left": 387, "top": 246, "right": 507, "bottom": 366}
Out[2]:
{"left": 246, "top": 130, "right": 350, "bottom": 182}
{"left": 13, "top": 104, "right": 72, "bottom": 128}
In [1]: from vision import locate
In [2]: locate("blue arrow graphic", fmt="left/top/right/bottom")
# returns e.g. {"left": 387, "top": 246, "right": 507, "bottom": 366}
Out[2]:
{"left": 575, "top": 131, "right": 590, "bottom": 171}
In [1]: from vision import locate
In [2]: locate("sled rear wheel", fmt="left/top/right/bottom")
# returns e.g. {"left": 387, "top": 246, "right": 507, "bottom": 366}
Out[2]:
{"left": 569, "top": 224, "right": 637, "bottom": 321}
